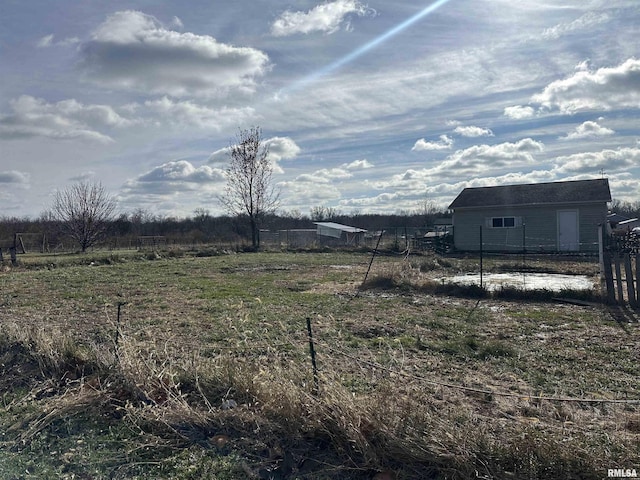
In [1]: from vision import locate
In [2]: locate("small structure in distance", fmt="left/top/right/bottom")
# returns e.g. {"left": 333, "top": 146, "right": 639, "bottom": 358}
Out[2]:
{"left": 314, "top": 222, "right": 367, "bottom": 246}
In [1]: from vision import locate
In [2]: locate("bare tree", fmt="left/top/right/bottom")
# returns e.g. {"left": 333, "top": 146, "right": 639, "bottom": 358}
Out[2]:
{"left": 219, "top": 127, "right": 279, "bottom": 249}
{"left": 52, "top": 181, "right": 116, "bottom": 252}
{"left": 310, "top": 206, "right": 341, "bottom": 222}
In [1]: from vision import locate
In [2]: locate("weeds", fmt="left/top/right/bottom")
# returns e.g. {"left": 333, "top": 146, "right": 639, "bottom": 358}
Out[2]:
{"left": 0, "top": 251, "right": 637, "bottom": 479}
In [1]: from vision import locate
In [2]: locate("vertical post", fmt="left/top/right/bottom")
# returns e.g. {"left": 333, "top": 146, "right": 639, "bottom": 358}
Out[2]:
{"left": 306, "top": 317, "right": 319, "bottom": 396}
{"left": 598, "top": 225, "right": 605, "bottom": 294}
{"left": 522, "top": 223, "right": 526, "bottom": 289}
{"left": 479, "top": 225, "right": 483, "bottom": 289}
{"left": 624, "top": 254, "right": 636, "bottom": 307}
{"left": 603, "top": 252, "right": 615, "bottom": 303}
{"left": 614, "top": 253, "right": 624, "bottom": 304}
{"left": 635, "top": 255, "right": 640, "bottom": 305}
{"left": 115, "top": 302, "right": 124, "bottom": 362}
{"left": 360, "top": 230, "right": 384, "bottom": 291}
{"left": 598, "top": 226, "right": 604, "bottom": 274}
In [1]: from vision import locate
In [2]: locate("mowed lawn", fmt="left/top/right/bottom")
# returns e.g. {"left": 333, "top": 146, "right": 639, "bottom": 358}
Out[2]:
{"left": 0, "top": 250, "right": 638, "bottom": 479}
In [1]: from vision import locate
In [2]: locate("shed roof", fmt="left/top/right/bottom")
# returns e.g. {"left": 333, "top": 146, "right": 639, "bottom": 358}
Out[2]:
{"left": 607, "top": 212, "right": 629, "bottom": 224}
{"left": 314, "top": 222, "right": 367, "bottom": 233}
{"left": 448, "top": 179, "right": 611, "bottom": 210}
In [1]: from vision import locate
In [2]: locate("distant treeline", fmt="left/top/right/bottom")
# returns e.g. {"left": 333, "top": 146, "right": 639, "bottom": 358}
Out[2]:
{"left": 0, "top": 206, "right": 450, "bottom": 252}
{"left": 610, "top": 199, "right": 640, "bottom": 220}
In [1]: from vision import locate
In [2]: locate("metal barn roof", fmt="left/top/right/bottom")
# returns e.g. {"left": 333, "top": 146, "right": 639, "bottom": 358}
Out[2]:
{"left": 314, "top": 222, "right": 367, "bottom": 233}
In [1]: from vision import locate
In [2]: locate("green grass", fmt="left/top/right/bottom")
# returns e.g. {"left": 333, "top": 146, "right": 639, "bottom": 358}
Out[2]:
{"left": 0, "top": 250, "right": 637, "bottom": 479}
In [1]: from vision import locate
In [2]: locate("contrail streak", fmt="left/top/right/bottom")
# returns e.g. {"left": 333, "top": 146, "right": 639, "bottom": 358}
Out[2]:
{"left": 280, "top": 0, "right": 453, "bottom": 95}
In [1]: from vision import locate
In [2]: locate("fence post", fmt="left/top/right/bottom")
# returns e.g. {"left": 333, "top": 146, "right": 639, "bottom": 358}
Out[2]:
{"left": 479, "top": 225, "right": 483, "bottom": 289}
{"left": 598, "top": 225, "right": 604, "bottom": 277}
{"left": 115, "top": 302, "right": 125, "bottom": 362}
{"left": 624, "top": 254, "right": 636, "bottom": 307}
{"left": 636, "top": 255, "right": 640, "bottom": 305}
{"left": 522, "top": 223, "right": 526, "bottom": 267}
{"left": 359, "top": 230, "right": 384, "bottom": 293}
{"left": 614, "top": 253, "right": 624, "bottom": 304}
{"left": 603, "top": 252, "right": 615, "bottom": 303}
{"left": 306, "top": 317, "right": 319, "bottom": 396}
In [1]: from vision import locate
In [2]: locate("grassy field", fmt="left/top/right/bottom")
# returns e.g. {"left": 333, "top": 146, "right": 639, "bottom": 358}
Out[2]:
{"left": 0, "top": 248, "right": 638, "bottom": 479}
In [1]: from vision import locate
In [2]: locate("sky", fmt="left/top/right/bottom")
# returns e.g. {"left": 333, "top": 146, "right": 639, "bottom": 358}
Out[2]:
{"left": 1, "top": 0, "right": 639, "bottom": 219}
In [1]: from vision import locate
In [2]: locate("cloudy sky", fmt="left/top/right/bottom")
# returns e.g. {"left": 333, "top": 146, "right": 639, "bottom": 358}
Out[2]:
{"left": 1, "top": 0, "right": 639, "bottom": 218}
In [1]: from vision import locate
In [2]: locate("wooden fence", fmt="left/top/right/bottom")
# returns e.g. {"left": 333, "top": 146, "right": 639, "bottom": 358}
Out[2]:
{"left": 602, "top": 252, "right": 640, "bottom": 306}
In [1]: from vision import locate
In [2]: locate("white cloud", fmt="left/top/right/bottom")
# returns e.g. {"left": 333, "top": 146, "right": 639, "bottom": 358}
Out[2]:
{"left": 264, "top": 137, "right": 301, "bottom": 162}
{"left": 439, "top": 138, "right": 544, "bottom": 174}
{"left": 279, "top": 176, "right": 341, "bottom": 205}
{"left": 36, "top": 34, "right": 54, "bottom": 48}
{"left": 79, "top": 10, "right": 270, "bottom": 97}
{"left": 344, "top": 159, "right": 373, "bottom": 170}
{"left": 339, "top": 192, "right": 399, "bottom": 208}
{"left": 412, "top": 134, "right": 453, "bottom": 151}
{"left": 314, "top": 167, "right": 352, "bottom": 180}
{"left": 0, "top": 95, "right": 130, "bottom": 143}
{"left": 542, "top": 12, "right": 610, "bottom": 40}
{"left": 36, "top": 34, "right": 80, "bottom": 48}
{"left": 531, "top": 58, "right": 640, "bottom": 114}
{"left": 561, "top": 120, "right": 614, "bottom": 140}
{"left": 172, "top": 16, "right": 184, "bottom": 29}
{"left": 503, "top": 105, "right": 535, "bottom": 119}
{"left": 279, "top": 158, "right": 373, "bottom": 208}
{"left": 54, "top": 98, "right": 131, "bottom": 128}
{"left": 122, "top": 160, "right": 225, "bottom": 197}
{"left": 554, "top": 147, "right": 640, "bottom": 174}
{"left": 138, "top": 160, "right": 224, "bottom": 183}
{"left": 393, "top": 138, "right": 546, "bottom": 185}
{"left": 271, "top": 0, "right": 371, "bottom": 37}
{"left": 208, "top": 147, "right": 230, "bottom": 165}
{"left": 453, "top": 126, "right": 494, "bottom": 137}
{"left": 60, "top": 37, "right": 81, "bottom": 47}
{"left": 143, "top": 97, "right": 254, "bottom": 129}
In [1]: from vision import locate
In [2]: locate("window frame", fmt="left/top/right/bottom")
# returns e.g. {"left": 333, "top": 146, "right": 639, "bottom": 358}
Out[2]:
{"left": 488, "top": 216, "right": 520, "bottom": 228}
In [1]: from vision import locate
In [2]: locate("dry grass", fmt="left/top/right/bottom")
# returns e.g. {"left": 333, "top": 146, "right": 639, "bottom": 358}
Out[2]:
{"left": 0, "top": 250, "right": 638, "bottom": 479}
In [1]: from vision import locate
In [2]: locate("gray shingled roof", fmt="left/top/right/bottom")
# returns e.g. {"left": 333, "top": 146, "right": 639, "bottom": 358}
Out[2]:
{"left": 448, "top": 179, "right": 611, "bottom": 209}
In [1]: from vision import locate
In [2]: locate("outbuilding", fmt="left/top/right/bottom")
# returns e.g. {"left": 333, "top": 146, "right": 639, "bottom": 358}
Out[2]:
{"left": 448, "top": 178, "right": 611, "bottom": 252}
{"left": 314, "top": 222, "right": 367, "bottom": 246}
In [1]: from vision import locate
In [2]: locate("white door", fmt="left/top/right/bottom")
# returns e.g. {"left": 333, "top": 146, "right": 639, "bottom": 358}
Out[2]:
{"left": 558, "top": 210, "right": 579, "bottom": 251}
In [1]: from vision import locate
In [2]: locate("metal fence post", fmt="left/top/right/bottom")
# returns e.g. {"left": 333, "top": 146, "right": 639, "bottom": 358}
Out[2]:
{"left": 479, "top": 225, "right": 483, "bottom": 289}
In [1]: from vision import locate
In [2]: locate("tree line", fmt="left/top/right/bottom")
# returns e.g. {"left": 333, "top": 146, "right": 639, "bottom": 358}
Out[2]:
{"left": 0, "top": 206, "right": 446, "bottom": 253}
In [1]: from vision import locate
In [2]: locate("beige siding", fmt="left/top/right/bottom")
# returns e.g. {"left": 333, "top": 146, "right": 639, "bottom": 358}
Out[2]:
{"left": 453, "top": 202, "right": 607, "bottom": 252}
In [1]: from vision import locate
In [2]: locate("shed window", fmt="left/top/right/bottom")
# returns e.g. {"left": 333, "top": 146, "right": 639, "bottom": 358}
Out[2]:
{"left": 489, "top": 216, "right": 519, "bottom": 228}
